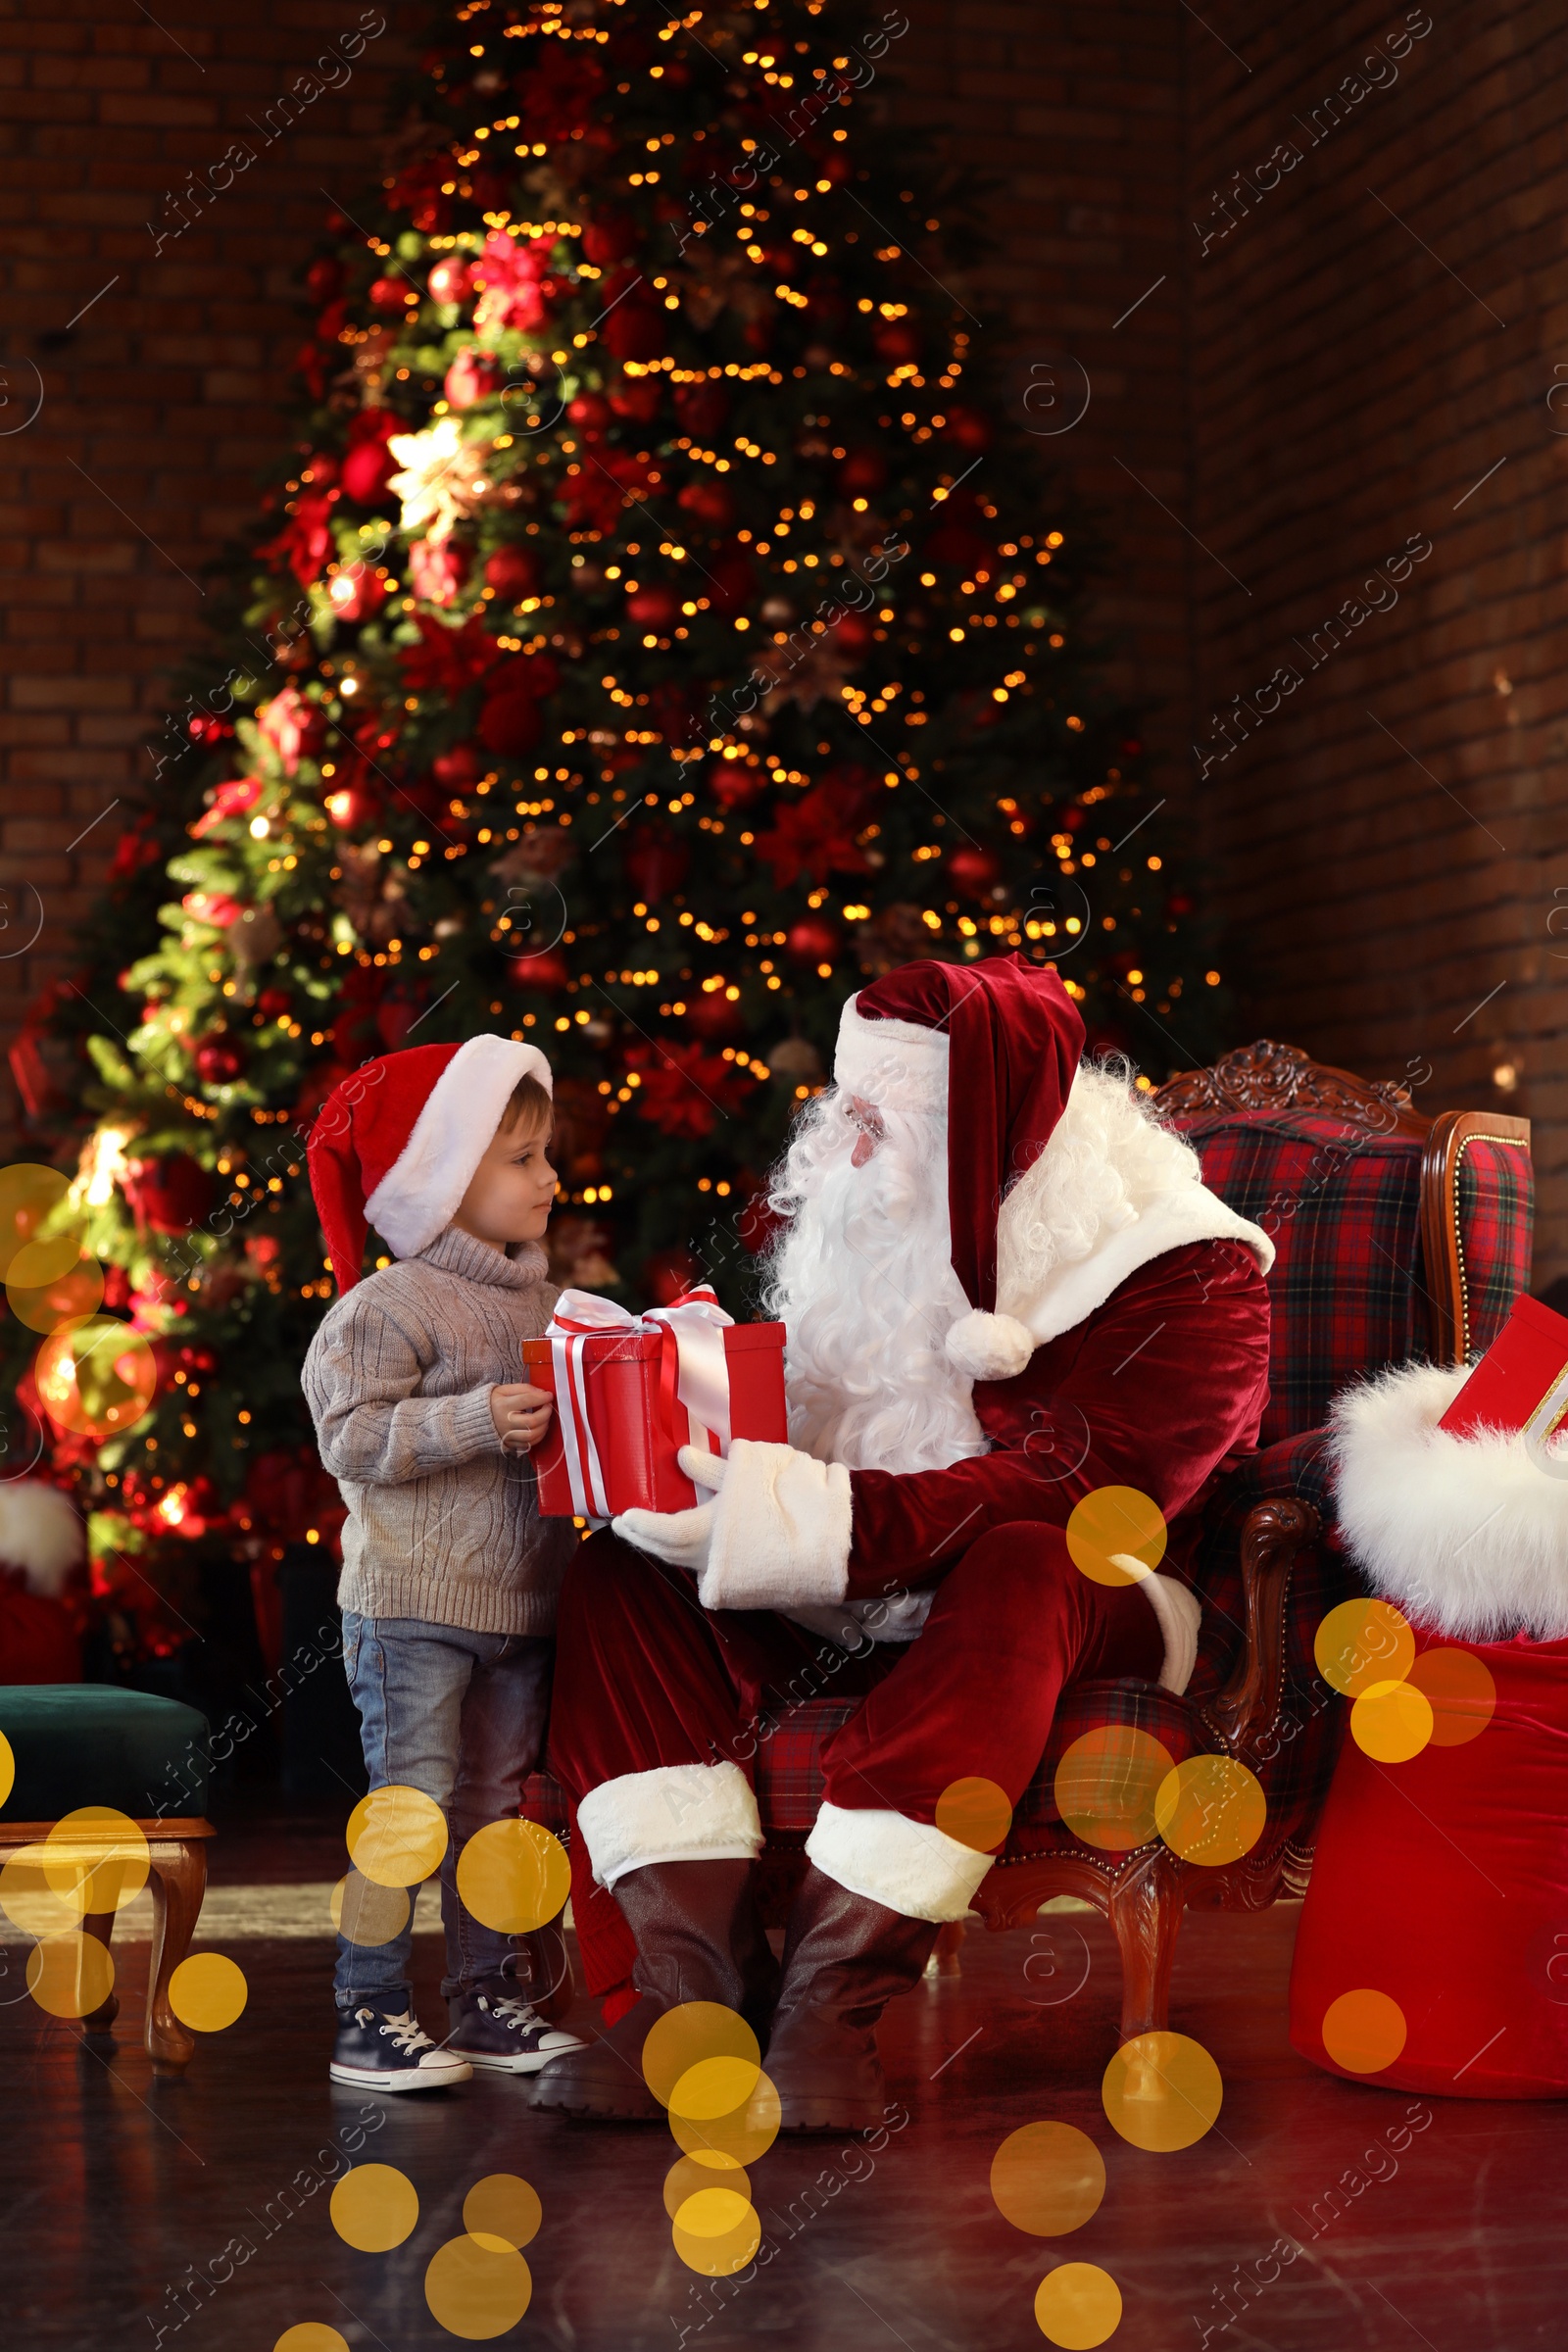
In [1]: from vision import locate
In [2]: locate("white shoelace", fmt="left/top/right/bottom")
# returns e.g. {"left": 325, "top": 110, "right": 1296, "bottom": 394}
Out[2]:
{"left": 372, "top": 2009, "right": 439, "bottom": 2055}
{"left": 484, "top": 1993, "right": 546, "bottom": 2034}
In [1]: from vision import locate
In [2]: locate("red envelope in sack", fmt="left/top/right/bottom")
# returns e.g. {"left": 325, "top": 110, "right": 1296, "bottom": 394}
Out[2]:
{"left": 522, "top": 1288, "right": 788, "bottom": 1517}
{"left": 1438, "top": 1293, "right": 1568, "bottom": 1440}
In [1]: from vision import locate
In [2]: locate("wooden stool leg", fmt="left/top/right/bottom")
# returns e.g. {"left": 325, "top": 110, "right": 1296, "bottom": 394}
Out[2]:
{"left": 924, "top": 1920, "right": 966, "bottom": 1979}
{"left": 145, "top": 1838, "right": 207, "bottom": 2075}
{"left": 1107, "top": 1848, "right": 1183, "bottom": 2040}
{"left": 78, "top": 1909, "right": 120, "bottom": 2034}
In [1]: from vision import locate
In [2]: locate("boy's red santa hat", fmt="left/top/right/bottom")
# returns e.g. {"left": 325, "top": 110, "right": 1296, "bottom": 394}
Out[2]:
{"left": 307, "top": 1035, "right": 551, "bottom": 1294}
{"left": 836, "top": 955, "right": 1273, "bottom": 1381}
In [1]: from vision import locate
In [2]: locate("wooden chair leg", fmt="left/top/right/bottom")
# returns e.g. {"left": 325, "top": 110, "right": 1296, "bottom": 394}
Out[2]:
{"left": 1107, "top": 1847, "right": 1184, "bottom": 2040}
{"left": 78, "top": 1909, "right": 120, "bottom": 2034}
{"left": 146, "top": 1838, "right": 207, "bottom": 2075}
{"left": 924, "top": 1921, "right": 965, "bottom": 1979}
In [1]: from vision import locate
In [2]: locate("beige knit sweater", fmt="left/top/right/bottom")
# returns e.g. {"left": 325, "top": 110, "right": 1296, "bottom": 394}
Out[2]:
{"left": 301, "top": 1224, "right": 577, "bottom": 1637}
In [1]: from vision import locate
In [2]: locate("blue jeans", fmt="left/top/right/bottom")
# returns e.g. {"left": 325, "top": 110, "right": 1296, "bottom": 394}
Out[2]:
{"left": 333, "top": 1613, "right": 554, "bottom": 2009}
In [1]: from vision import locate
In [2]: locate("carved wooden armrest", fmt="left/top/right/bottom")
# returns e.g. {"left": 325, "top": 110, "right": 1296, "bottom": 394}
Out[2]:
{"left": 1201, "top": 1496, "right": 1320, "bottom": 1758}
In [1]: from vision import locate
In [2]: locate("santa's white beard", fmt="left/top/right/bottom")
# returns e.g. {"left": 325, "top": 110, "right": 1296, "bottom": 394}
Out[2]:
{"left": 761, "top": 1088, "right": 989, "bottom": 1474}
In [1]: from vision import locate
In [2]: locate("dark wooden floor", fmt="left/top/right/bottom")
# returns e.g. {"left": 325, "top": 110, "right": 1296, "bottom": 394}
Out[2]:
{"left": 6, "top": 1803, "right": 1565, "bottom": 2351}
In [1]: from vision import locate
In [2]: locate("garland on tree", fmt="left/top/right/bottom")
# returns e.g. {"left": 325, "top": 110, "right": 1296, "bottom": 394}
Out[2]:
{"left": 2, "top": 0, "right": 1229, "bottom": 1664}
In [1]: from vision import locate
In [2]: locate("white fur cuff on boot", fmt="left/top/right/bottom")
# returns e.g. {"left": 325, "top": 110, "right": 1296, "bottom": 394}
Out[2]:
{"left": 1331, "top": 1361, "right": 1568, "bottom": 1639}
{"left": 698, "top": 1440, "right": 853, "bottom": 1612}
{"left": 806, "top": 1799, "right": 995, "bottom": 1924}
{"left": 576, "top": 1761, "right": 762, "bottom": 1889}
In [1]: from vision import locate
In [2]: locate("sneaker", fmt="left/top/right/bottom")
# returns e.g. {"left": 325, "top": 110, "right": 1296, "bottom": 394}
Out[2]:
{"left": 329, "top": 2003, "right": 473, "bottom": 2093}
{"left": 448, "top": 1984, "right": 586, "bottom": 2076}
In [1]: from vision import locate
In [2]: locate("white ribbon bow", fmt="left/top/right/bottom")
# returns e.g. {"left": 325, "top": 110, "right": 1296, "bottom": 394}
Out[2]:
{"left": 545, "top": 1284, "right": 735, "bottom": 1520}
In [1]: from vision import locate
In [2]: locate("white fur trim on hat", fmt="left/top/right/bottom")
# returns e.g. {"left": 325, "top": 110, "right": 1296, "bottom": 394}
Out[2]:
{"left": 992, "top": 1064, "right": 1274, "bottom": 1351}
{"left": 575, "top": 1761, "right": 762, "bottom": 1888}
{"left": 1331, "top": 1361, "right": 1568, "bottom": 1639}
{"left": 698, "top": 1439, "right": 853, "bottom": 1611}
{"left": 0, "top": 1482, "right": 84, "bottom": 1598}
{"left": 833, "top": 997, "right": 949, "bottom": 1115}
{"left": 365, "top": 1034, "right": 551, "bottom": 1259}
{"left": 807, "top": 1798, "right": 994, "bottom": 1923}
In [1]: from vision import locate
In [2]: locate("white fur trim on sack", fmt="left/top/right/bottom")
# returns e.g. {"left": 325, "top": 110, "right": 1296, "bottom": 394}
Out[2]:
{"left": 987, "top": 1064, "right": 1274, "bottom": 1351}
{"left": 1331, "top": 1361, "right": 1568, "bottom": 1640}
{"left": 575, "top": 1760, "right": 763, "bottom": 1888}
{"left": 806, "top": 1798, "right": 994, "bottom": 1923}
{"left": 833, "top": 999, "right": 949, "bottom": 1115}
{"left": 365, "top": 1034, "right": 552, "bottom": 1259}
{"left": 0, "top": 1482, "right": 84, "bottom": 1597}
{"left": 699, "top": 1439, "right": 853, "bottom": 1611}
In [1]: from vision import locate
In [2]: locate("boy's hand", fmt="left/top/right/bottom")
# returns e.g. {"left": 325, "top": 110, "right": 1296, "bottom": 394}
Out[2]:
{"left": 490, "top": 1383, "right": 554, "bottom": 1453}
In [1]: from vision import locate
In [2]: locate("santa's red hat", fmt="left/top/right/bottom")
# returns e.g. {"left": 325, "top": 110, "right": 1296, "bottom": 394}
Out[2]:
{"left": 836, "top": 955, "right": 1269, "bottom": 1380}
{"left": 307, "top": 1035, "right": 552, "bottom": 1293}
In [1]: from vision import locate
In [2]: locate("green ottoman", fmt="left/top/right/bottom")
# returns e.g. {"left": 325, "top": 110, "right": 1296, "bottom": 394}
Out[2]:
{"left": 0, "top": 1685, "right": 215, "bottom": 2072}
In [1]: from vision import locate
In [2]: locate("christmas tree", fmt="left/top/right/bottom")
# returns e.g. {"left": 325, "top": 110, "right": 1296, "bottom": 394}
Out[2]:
{"left": 3, "top": 0, "right": 1227, "bottom": 1662}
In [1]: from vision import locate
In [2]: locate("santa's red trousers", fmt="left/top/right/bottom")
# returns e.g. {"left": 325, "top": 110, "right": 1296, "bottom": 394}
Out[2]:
{"left": 550, "top": 1519, "right": 1164, "bottom": 1997}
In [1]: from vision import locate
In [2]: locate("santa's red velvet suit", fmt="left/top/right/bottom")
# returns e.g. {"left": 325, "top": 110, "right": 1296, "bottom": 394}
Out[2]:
{"left": 533, "top": 956, "right": 1272, "bottom": 2131}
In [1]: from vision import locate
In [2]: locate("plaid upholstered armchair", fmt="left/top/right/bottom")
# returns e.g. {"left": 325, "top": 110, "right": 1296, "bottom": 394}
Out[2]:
{"left": 753, "top": 1042, "right": 1530, "bottom": 2032}
{"left": 552, "top": 1041, "right": 1533, "bottom": 2034}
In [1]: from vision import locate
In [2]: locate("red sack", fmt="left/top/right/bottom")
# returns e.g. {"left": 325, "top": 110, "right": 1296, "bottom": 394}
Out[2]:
{"left": 1290, "top": 1621, "right": 1568, "bottom": 2097}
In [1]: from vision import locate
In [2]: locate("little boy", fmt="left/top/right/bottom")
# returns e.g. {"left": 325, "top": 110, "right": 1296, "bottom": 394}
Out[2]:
{"left": 302, "top": 1033, "right": 585, "bottom": 2090}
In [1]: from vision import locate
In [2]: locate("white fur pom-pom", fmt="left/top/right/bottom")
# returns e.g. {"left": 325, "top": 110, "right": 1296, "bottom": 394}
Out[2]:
{"left": 944, "top": 1308, "right": 1036, "bottom": 1383}
{"left": 0, "top": 1482, "right": 85, "bottom": 1597}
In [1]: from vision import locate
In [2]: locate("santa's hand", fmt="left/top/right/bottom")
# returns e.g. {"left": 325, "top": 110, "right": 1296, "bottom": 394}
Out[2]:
{"left": 612, "top": 1498, "right": 715, "bottom": 1574}
{"left": 694, "top": 1440, "right": 853, "bottom": 1613}
{"left": 677, "top": 1445, "right": 729, "bottom": 1494}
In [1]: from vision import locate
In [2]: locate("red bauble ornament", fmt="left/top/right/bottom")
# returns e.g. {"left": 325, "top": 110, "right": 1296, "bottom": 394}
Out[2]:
{"left": 122, "top": 1152, "right": 213, "bottom": 1242}
{"left": 368, "top": 274, "right": 408, "bottom": 313}
{"left": 708, "top": 547, "right": 755, "bottom": 612}
{"left": 306, "top": 256, "right": 342, "bottom": 306}
{"left": 673, "top": 379, "right": 730, "bottom": 439}
{"left": 506, "top": 945, "right": 569, "bottom": 991}
{"left": 625, "top": 581, "right": 681, "bottom": 632}
{"left": 603, "top": 298, "right": 663, "bottom": 362}
{"left": 1166, "top": 890, "right": 1196, "bottom": 918}
{"left": 1061, "top": 806, "right": 1086, "bottom": 832}
{"left": 484, "top": 543, "right": 542, "bottom": 602}
{"left": 341, "top": 439, "right": 399, "bottom": 507}
{"left": 683, "top": 988, "right": 744, "bottom": 1042}
{"left": 941, "top": 405, "right": 993, "bottom": 453}
{"left": 324, "top": 779, "right": 381, "bottom": 831}
{"left": 642, "top": 1248, "right": 702, "bottom": 1307}
{"left": 837, "top": 447, "right": 889, "bottom": 497}
{"left": 427, "top": 257, "right": 474, "bottom": 305}
{"left": 873, "top": 319, "right": 921, "bottom": 365}
{"left": 195, "top": 1031, "right": 247, "bottom": 1084}
{"left": 432, "top": 742, "right": 481, "bottom": 789}
{"left": 581, "top": 214, "right": 638, "bottom": 267}
{"left": 946, "top": 845, "right": 1003, "bottom": 899}
{"left": 609, "top": 376, "right": 662, "bottom": 422}
{"left": 831, "top": 611, "right": 875, "bottom": 662}
{"left": 444, "top": 350, "right": 500, "bottom": 410}
{"left": 257, "top": 986, "right": 293, "bottom": 1021}
{"left": 303, "top": 451, "right": 338, "bottom": 488}
{"left": 786, "top": 915, "right": 841, "bottom": 966}
{"left": 624, "top": 825, "right": 690, "bottom": 901}
{"left": 479, "top": 693, "right": 543, "bottom": 759}
{"left": 708, "top": 759, "right": 763, "bottom": 811}
{"left": 326, "top": 562, "right": 388, "bottom": 623}
{"left": 677, "top": 477, "right": 734, "bottom": 533}
{"left": 409, "top": 537, "right": 468, "bottom": 606}
{"left": 566, "top": 391, "right": 612, "bottom": 436}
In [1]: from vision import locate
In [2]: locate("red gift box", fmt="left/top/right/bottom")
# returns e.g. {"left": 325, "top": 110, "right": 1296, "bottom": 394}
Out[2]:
{"left": 1438, "top": 1293, "right": 1568, "bottom": 1441}
{"left": 522, "top": 1286, "right": 788, "bottom": 1518}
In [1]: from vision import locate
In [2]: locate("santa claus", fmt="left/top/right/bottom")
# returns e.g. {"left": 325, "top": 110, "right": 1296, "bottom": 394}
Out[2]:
{"left": 533, "top": 956, "right": 1272, "bottom": 2130}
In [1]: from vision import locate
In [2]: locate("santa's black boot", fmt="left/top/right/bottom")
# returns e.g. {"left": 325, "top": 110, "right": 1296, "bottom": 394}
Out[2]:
{"left": 528, "top": 1858, "right": 777, "bottom": 2122}
{"left": 760, "top": 1864, "right": 939, "bottom": 2134}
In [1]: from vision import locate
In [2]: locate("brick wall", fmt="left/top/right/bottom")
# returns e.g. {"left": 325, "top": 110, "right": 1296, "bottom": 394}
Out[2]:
{"left": 0, "top": 0, "right": 415, "bottom": 1125}
{"left": 1186, "top": 0, "right": 1568, "bottom": 1274}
